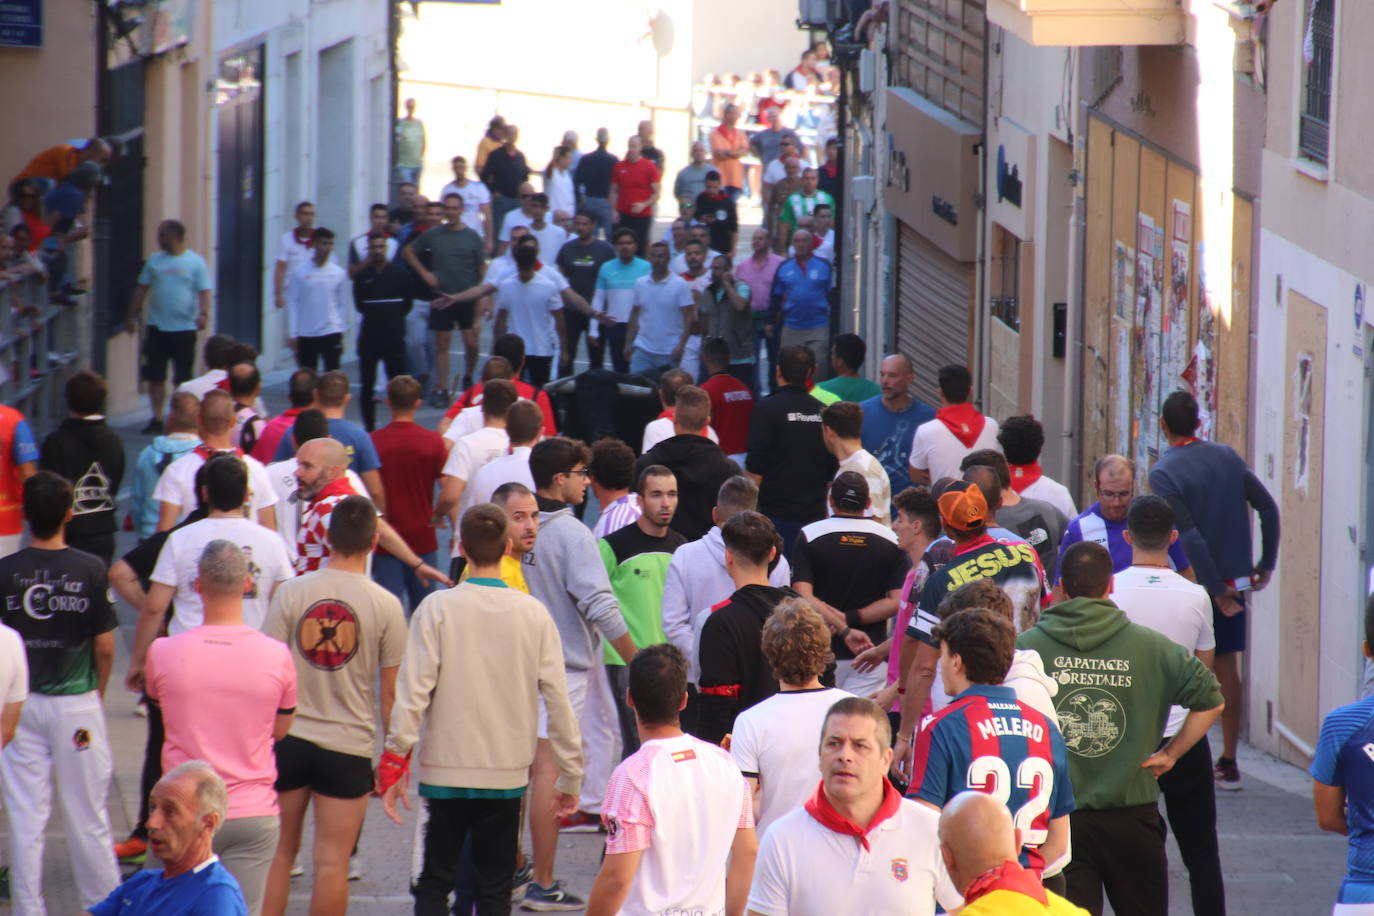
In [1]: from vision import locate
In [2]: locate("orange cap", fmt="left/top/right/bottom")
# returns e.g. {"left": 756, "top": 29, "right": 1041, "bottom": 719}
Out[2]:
{"left": 937, "top": 481, "right": 988, "bottom": 532}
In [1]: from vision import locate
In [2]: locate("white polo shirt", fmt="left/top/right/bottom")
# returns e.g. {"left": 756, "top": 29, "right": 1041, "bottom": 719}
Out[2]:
{"left": 729, "top": 687, "right": 853, "bottom": 837}
{"left": 1111, "top": 565, "right": 1215, "bottom": 737}
{"left": 747, "top": 795, "right": 961, "bottom": 916}
{"left": 631, "top": 273, "right": 694, "bottom": 357}
{"left": 495, "top": 274, "right": 563, "bottom": 358}
{"left": 602, "top": 734, "right": 754, "bottom": 916}
{"left": 285, "top": 259, "right": 350, "bottom": 339}
{"left": 276, "top": 228, "right": 313, "bottom": 273}
{"left": 908, "top": 414, "right": 1001, "bottom": 483}
{"left": 153, "top": 449, "right": 278, "bottom": 525}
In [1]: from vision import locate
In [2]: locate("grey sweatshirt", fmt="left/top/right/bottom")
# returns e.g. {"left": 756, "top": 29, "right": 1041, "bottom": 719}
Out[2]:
{"left": 524, "top": 501, "right": 630, "bottom": 671}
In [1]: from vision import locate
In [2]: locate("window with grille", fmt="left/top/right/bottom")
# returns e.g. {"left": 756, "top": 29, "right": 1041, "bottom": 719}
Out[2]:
{"left": 1299, "top": 0, "right": 1334, "bottom": 164}
{"left": 990, "top": 225, "right": 1020, "bottom": 332}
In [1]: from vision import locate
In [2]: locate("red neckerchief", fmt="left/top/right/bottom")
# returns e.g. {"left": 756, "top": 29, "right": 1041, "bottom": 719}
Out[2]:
{"left": 962, "top": 860, "right": 1048, "bottom": 906}
{"left": 704, "top": 191, "right": 727, "bottom": 202}
{"left": 280, "top": 407, "right": 303, "bottom": 421}
{"left": 1009, "top": 462, "right": 1043, "bottom": 492}
{"left": 954, "top": 533, "right": 996, "bottom": 556}
{"left": 657, "top": 408, "right": 673, "bottom": 420}
{"left": 1176, "top": 436, "right": 1200, "bottom": 446}
{"left": 803, "top": 778, "right": 902, "bottom": 851}
{"left": 293, "top": 227, "right": 315, "bottom": 247}
{"left": 822, "top": 161, "right": 838, "bottom": 178}
{"left": 309, "top": 475, "right": 357, "bottom": 507}
{"left": 936, "top": 403, "right": 986, "bottom": 448}
{"left": 215, "top": 377, "right": 231, "bottom": 391}
{"left": 535, "top": 259, "right": 545, "bottom": 271}
{"left": 194, "top": 444, "right": 243, "bottom": 462}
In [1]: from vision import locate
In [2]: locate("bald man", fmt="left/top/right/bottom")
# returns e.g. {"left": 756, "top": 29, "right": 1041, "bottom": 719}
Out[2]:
{"left": 858, "top": 354, "right": 935, "bottom": 497}
{"left": 939, "top": 792, "right": 1089, "bottom": 915}
{"left": 292, "top": 438, "right": 451, "bottom": 586}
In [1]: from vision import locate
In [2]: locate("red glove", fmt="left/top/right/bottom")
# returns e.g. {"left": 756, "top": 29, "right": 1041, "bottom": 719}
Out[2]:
{"left": 378, "top": 749, "right": 412, "bottom": 795}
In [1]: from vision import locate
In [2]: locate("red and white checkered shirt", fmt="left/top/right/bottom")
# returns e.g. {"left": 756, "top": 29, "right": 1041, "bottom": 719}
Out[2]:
{"left": 294, "top": 476, "right": 359, "bottom": 574}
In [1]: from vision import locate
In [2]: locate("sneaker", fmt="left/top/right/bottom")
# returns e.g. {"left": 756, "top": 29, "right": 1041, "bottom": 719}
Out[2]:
{"left": 140, "top": 418, "right": 163, "bottom": 435}
{"left": 510, "top": 861, "right": 534, "bottom": 901}
{"left": 558, "top": 810, "right": 602, "bottom": 833}
{"left": 1214, "top": 756, "right": 1242, "bottom": 790}
{"left": 0, "top": 865, "right": 9, "bottom": 900}
{"left": 289, "top": 853, "right": 305, "bottom": 878}
{"left": 114, "top": 837, "right": 147, "bottom": 865}
{"left": 133, "top": 699, "right": 148, "bottom": 718}
{"left": 348, "top": 855, "right": 363, "bottom": 881}
{"left": 521, "top": 880, "right": 585, "bottom": 911}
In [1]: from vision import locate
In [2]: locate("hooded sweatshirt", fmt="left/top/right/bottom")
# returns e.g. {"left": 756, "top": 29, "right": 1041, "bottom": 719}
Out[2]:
{"left": 695, "top": 583, "right": 799, "bottom": 744}
{"left": 523, "top": 498, "right": 630, "bottom": 672}
{"left": 637, "top": 435, "right": 740, "bottom": 542}
{"left": 1016, "top": 596, "right": 1222, "bottom": 810}
{"left": 39, "top": 417, "right": 126, "bottom": 550}
{"left": 130, "top": 434, "right": 201, "bottom": 540}
{"left": 1003, "top": 648, "right": 1059, "bottom": 723}
{"left": 661, "top": 525, "right": 793, "bottom": 678}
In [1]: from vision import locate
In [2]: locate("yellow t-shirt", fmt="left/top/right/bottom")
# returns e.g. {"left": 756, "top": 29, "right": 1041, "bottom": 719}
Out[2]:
{"left": 459, "top": 555, "right": 529, "bottom": 593}
{"left": 960, "top": 888, "right": 1091, "bottom": 916}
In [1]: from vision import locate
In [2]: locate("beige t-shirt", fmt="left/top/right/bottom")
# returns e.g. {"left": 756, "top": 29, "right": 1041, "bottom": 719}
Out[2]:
{"left": 264, "top": 567, "right": 407, "bottom": 758}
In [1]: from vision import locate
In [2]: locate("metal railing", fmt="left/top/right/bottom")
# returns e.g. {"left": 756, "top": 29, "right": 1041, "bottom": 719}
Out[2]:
{"left": 0, "top": 273, "right": 79, "bottom": 434}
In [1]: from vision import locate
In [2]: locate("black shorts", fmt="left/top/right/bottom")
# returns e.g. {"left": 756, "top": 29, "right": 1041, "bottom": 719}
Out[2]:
{"left": 274, "top": 734, "right": 373, "bottom": 799}
{"left": 142, "top": 326, "right": 196, "bottom": 383}
{"left": 428, "top": 299, "right": 475, "bottom": 332}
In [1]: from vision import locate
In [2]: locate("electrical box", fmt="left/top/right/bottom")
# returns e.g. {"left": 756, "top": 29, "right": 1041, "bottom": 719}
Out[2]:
{"left": 859, "top": 49, "right": 875, "bottom": 93}
{"left": 850, "top": 175, "right": 876, "bottom": 206}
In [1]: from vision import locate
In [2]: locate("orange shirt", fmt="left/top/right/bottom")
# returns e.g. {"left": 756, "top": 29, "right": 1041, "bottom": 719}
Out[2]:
{"left": 13, "top": 145, "right": 78, "bottom": 184}
{"left": 711, "top": 125, "right": 750, "bottom": 189}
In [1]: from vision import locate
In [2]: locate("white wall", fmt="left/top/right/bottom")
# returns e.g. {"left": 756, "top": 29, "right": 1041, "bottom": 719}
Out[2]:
{"left": 1251, "top": 227, "right": 1372, "bottom": 755}
{"left": 215, "top": 0, "right": 390, "bottom": 368}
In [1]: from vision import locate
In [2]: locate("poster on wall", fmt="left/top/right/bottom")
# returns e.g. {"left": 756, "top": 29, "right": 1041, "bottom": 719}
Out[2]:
{"left": 1133, "top": 215, "right": 1156, "bottom": 467}
{"left": 1193, "top": 241, "right": 1218, "bottom": 439}
{"left": 1167, "top": 200, "right": 1192, "bottom": 388}
{"left": 1112, "top": 241, "right": 1136, "bottom": 454}
{"left": 1114, "top": 242, "right": 1135, "bottom": 320}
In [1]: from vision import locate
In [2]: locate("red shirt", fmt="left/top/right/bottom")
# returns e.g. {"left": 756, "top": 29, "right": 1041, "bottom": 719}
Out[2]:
{"left": 251, "top": 408, "right": 302, "bottom": 464}
{"left": 370, "top": 420, "right": 448, "bottom": 555}
{"left": 611, "top": 157, "right": 662, "bottom": 215}
{"left": 445, "top": 380, "right": 557, "bottom": 437}
{"left": 700, "top": 372, "right": 754, "bottom": 455}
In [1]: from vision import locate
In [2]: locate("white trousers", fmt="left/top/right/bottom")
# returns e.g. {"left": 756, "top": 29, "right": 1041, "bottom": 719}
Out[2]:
{"left": 1, "top": 691, "right": 119, "bottom": 915}
{"left": 834, "top": 658, "right": 887, "bottom": 698}
{"left": 574, "top": 658, "right": 622, "bottom": 815}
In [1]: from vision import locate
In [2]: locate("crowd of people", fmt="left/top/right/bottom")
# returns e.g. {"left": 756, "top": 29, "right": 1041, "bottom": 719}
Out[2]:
{"left": 0, "top": 256, "right": 1300, "bottom": 916}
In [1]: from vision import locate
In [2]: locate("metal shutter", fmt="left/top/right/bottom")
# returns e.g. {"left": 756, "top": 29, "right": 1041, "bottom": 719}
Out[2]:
{"left": 895, "top": 221, "right": 973, "bottom": 407}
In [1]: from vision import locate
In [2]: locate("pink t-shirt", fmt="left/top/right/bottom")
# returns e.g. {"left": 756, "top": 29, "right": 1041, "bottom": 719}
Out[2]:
{"left": 146, "top": 625, "right": 296, "bottom": 819}
{"left": 885, "top": 568, "right": 919, "bottom": 712}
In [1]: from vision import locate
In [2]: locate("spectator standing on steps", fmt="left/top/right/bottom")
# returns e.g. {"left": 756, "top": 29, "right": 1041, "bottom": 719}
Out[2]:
{"left": 285, "top": 227, "right": 350, "bottom": 373}
{"left": 126, "top": 219, "right": 212, "bottom": 434}
{"left": 1147, "top": 389, "right": 1278, "bottom": 792}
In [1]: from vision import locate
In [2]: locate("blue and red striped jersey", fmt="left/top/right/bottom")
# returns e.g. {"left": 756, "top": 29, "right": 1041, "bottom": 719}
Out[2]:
{"left": 908, "top": 684, "right": 1074, "bottom": 870}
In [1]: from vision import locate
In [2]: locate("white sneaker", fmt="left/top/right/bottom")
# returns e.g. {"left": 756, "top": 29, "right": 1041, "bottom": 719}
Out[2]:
{"left": 289, "top": 854, "right": 305, "bottom": 878}
{"left": 348, "top": 855, "right": 363, "bottom": 881}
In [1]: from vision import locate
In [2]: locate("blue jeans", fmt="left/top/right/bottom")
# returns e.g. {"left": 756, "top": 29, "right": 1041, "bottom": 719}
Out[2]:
{"left": 492, "top": 197, "right": 521, "bottom": 236}
{"left": 406, "top": 307, "right": 432, "bottom": 388}
{"left": 372, "top": 551, "right": 438, "bottom": 617}
{"left": 630, "top": 347, "right": 672, "bottom": 376}
{"left": 582, "top": 196, "right": 614, "bottom": 240}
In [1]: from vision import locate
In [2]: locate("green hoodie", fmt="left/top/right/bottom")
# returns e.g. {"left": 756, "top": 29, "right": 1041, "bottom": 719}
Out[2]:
{"left": 1016, "top": 596, "right": 1222, "bottom": 810}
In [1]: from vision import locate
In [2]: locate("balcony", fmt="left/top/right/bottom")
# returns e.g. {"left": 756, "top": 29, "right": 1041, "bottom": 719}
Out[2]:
{"left": 987, "top": 0, "right": 1187, "bottom": 46}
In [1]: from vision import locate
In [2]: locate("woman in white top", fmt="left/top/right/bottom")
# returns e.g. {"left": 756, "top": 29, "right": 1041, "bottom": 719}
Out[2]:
{"left": 542, "top": 146, "right": 577, "bottom": 216}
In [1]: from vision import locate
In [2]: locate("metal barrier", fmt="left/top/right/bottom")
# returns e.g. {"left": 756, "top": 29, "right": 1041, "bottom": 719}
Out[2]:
{"left": 0, "top": 272, "right": 79, "bottom": 434}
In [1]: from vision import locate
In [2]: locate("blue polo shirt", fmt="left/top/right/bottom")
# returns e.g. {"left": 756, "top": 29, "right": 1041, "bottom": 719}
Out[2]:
{"left": 1313, "top": 695, "right": 1374, "bottom": 902}
{"left": 771, "top": 256, "right": 832, "bottom": 330}
{"left": 593, "top": 256, "right": 651, "bottom": 323}
{"left": 88, "top": 857, "right": 248, "bottom": 915}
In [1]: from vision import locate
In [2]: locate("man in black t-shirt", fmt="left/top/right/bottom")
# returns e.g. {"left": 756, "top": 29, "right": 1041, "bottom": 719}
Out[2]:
{"left": 694, "top": 172, "right": 739, "bottom": 257}
{"left": 792, "top": 472, "right": 910, "bottom": 697}
{"left": 556, "top": 211, "right": 615, "bottom": 372}
{"left": 0, "top": 471, "right": 121, "bottom": 911}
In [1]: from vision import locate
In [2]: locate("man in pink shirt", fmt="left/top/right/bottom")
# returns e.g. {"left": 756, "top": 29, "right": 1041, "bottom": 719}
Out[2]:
{"left": 146, "top": 539, "right": 297, "bottom": 916}
{"left": 732, "top": 228, "right": 785, "bottom": 389}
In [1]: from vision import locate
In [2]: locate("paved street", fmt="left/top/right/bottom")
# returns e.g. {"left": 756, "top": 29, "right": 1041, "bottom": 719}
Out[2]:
{"left": 0, "top": 367, "right": 1348, "bottom": 914}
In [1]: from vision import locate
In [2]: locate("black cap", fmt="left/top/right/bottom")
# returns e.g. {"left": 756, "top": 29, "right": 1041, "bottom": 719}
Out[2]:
{"left": 830, "top": 470, "right": 869, "bottom": 513}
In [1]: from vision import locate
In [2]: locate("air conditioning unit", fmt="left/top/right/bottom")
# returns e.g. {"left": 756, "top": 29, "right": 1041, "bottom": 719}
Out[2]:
{"left": 799, "top": 0, "right": 830, "bottom": 27}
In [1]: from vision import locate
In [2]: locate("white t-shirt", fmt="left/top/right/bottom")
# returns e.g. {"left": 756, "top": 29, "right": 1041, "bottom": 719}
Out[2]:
{"left": 527, "top": 223, "right": 570, "bottom": 261}
{"left": 441, "top": 427, "right": 511, "bottom": 540}
{"left": 486, "top": 258, "right": 570, "bottom": 294}
{"left": 264, "top": 458, "right": 367, "bottom": 561}
{"left": 831, "top": 448, "right": 891, "bottom": 527}
{"left": 1020, "top": 475, "right": 1078, "bottom": 520}
{"left": 1111, "top": 565, "right": 1216, "bottom": 737}
{"left": 631, "top": 274, "right": 695, "bottom": 356}
{"left": 601, "top": 734, "right": 754, "bottom": 916}
{"left": 276, "top": 228, "right": 313, "bottom": 273}
{"left": 444, "top": 405, "right": 485, "bottom": 444}
{"left": 495, "top": 274, "right": 563, "bottom": 358}
{"left": 908, "top": 415, "right": 1002, "bottom": 483}
{"left": 543, "top": 170, "right": 576, "bottom": 216}
{"left": 641, "top": 416, "right": 719, "bottom": 454}
{"left": 497, "top": 210, "right": 535, "bottom": 242}
{"left": 175, "top": 372, "right": 267, "bottom": 417}
{"left": 153, "top": 450, "right": 278, "bottom": 525}
{"left": 730, "top": 687, "right": 854, "bottom": 837}
{"left": 150, "top": 516, "right": 296, "bottom": 634}
{"left": 439, "top": 180, "right": 492, "bottom": 233}
{"left": 466, "top": 446, "right": 534, "bottom": 509}
{"left": 748, "top": 799, "right": 962, "bottom": 916}
{"left": 0, "top": 622, "right": 28, "bottom": 706}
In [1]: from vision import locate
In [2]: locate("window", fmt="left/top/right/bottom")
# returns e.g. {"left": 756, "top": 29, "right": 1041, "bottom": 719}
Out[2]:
{"left": 990, "top": 225, "right": 1020, "bottom": 332}
{"left": 1299, "top": 0, "right": 1334, "bottom": 164}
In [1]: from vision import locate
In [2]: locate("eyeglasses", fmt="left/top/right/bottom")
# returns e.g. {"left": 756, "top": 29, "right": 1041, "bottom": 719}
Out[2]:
{"left": 568, "top": 468, "right": 590, "bottom": 478}
{"left": 1098, "top": 488, "right": 1133, "bottom": 501}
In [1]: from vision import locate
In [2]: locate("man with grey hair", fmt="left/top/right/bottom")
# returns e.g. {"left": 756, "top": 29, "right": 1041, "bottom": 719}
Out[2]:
{"left": 87, "top": 760, "right": 249, "bottom": 914}
{"left": 145, "top": 540, "right": 296, "bottom": 915}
